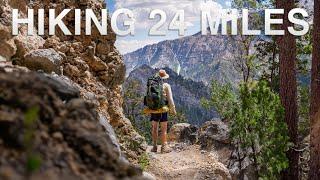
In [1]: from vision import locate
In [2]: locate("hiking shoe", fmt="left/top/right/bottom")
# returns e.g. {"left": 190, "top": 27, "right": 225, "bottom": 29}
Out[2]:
{"left": 161, "top": 144, "right": 172, "bottom": 153}
{"left": 151, "top": 145, "right": 157, "bottom": 153}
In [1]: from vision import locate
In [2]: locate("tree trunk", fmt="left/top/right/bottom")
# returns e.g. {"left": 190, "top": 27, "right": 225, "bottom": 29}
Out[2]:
{"left": 309, "top": 0, "right": 320, "bottom": 178}
{"left": 276, "top": 0, "right": 299, "bottom": 179}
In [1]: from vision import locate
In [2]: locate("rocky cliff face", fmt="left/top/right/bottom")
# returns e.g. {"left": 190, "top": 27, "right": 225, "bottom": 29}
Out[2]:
{"left": 124, "top": 32, "right": 241, "bottom": 85}
{"left": 0, "top": 0, "right": 147, "bottom": 179}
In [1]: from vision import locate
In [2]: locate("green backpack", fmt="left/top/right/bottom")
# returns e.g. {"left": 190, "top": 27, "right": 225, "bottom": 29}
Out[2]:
{"left": 144, "top": 74, "right": 165, "bottom": 110}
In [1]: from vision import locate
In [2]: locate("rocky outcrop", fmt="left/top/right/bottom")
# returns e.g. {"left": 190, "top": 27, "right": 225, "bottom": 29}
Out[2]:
{"left": 0, "top": 1, "right": 148, "bottom": 179}
{"left": 0, "top": 0, "right": 45, "bottom": 60}
{"left": 168, "top": 123, "right": 191, "bottom": 142}
{"left": 0, "top": 0, "right": 146, "bottom": 164}
{"left": 0, "top": 66, "right": 145, "bottom": 179}
{"left": 198, "top": 119, "right": 231, "bottom": 150}
{"left": 169, "top": 119, "right": 231, "bottom": 149}
{"left": 168, "top": 123, "right": 198, "bottom": 144}
{"left": 197, "top": 120, "right": 257, "bottom": 180}
{"left": 22, "top": 49, "right": 63, "bottom": 74}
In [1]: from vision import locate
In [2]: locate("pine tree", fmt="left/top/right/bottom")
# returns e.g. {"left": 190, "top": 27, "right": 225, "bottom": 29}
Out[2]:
{"left": 309, "top": 0, "right": 320, "bottom": 178}
{"left": 276, "top": 0, "right": 299, "bottom": 179}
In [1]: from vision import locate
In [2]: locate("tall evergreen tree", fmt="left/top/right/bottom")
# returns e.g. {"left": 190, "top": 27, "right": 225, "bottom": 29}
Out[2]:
{"left": 276, "top": 0, "right": 299, "bottom": 179}
{"left": 309, "top": 0, "right": 320, "bottom": 178}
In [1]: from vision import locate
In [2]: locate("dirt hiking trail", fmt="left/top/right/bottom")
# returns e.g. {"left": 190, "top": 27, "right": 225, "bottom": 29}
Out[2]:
{"left": 145, "top": 143, "right": 231, "bottom": 180}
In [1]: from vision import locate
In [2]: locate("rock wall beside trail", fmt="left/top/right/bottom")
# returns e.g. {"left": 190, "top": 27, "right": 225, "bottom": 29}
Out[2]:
{"left": 0, "top": 0, "right": 146, "bottom": 176}
{"left": 0, "top": 66, "right": 145, "bottom": 179}
{"left": 0, "top": 0, "right": 146, "bottom": 162}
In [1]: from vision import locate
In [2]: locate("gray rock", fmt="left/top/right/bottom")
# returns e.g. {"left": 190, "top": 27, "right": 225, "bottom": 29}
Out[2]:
{"left": 23, "top": 48, "right": 63, "bottom": 74}
{"left": 168, "top": 123, "right": 198, "bottom": 144}
{"left": 180, "top": 125, "right": 198, "bottom": 144}
{"left": 99, "top": 114, "right": 121, "bottom": 157}
{"left": 168, "top": 123, "right": 191, "bottom": 142}
{"left": 229, "top": 159, "right": 258, "bottom": 180}
{"left": 40, "top": 74, "right": 80, "bottom": 101}
{"left": 198, "top": 119, "right": 230, "bottom": 149}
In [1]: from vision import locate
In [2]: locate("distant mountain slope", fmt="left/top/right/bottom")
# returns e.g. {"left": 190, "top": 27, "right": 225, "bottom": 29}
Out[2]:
{"left": 124, "top": 32, "right": 240, "bottom": 85}
{"left": 124, "top": 65, "right": 218, "bottom": 125}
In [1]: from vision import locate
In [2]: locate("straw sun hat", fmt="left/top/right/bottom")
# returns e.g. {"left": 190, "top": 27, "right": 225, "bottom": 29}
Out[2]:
{"left": 159, "top": 69, "right": 169, "bottom": 79}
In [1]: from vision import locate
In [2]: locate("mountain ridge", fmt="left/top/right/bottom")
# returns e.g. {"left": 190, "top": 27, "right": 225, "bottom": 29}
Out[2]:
{"left": 124, "top": 31, "right": 241, "bottom": 86}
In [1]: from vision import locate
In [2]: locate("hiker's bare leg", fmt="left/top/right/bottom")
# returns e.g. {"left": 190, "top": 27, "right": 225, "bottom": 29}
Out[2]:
{"left": 160, "top": 121, "right": 168, "bottom": 145}
{"left": 152, "top": 121, "right": 159, "bottom": 146}
{"left": 160, "top": 121, "right": 171, "bottom": 153}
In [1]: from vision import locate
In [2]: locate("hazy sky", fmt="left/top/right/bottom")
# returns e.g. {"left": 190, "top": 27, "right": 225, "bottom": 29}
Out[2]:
{"left": 106, "top": 0, "right": 231, "bottom": 54}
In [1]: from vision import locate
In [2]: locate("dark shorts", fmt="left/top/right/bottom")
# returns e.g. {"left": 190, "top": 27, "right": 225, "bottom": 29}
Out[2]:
{"left": 150, "top": 113, "right": 168, "bottom": 122}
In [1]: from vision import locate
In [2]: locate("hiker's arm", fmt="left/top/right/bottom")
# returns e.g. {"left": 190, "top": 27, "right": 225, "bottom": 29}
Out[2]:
{"left": 166, "top": 84, "right": 176, "bottom": 115}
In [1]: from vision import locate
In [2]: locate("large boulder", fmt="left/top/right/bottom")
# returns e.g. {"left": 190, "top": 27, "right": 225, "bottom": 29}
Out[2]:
{"left": 196, "top": 119, "right": 234, "bottom": 170}
{"left": 168, "top": 123, "right": 190, "bottom": 142}
{"left": 180, "top": 125, "right": 198, "bottom": 144}
{"left": 198, "top": 119, "right": 231, "bottom": 150}
{"left": 0, "top": 67, "right": 146, "bottom": 180}
{"left": 21, "top": 49, "right": 63, "bottom": 74}
{"left": 168, "top": 123, "right": 198, "bottom": 144}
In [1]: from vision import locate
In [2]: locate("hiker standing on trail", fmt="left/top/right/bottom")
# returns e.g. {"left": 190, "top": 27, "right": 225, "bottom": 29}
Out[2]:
{"left": 144, "top": 69, "right": 176, "bottom": 153}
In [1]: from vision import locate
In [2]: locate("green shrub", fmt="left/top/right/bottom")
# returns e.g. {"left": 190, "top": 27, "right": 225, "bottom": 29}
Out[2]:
{"left": 24, "top": 107, "right": 42, "bottom": 173}
{"left": 203, "top": 80, "right": 291, "bottom": 179}
{"left": 26, "top": 154, "right": 42, "bottom": 173}
{"left": 138, "top": 153, "right": 150, "bottom": 170}
{"left": 201, "top": 80, "right": 237, "bottom": 120}
{"left": 234, "top": 81, "right": 290, "bottom": 179}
